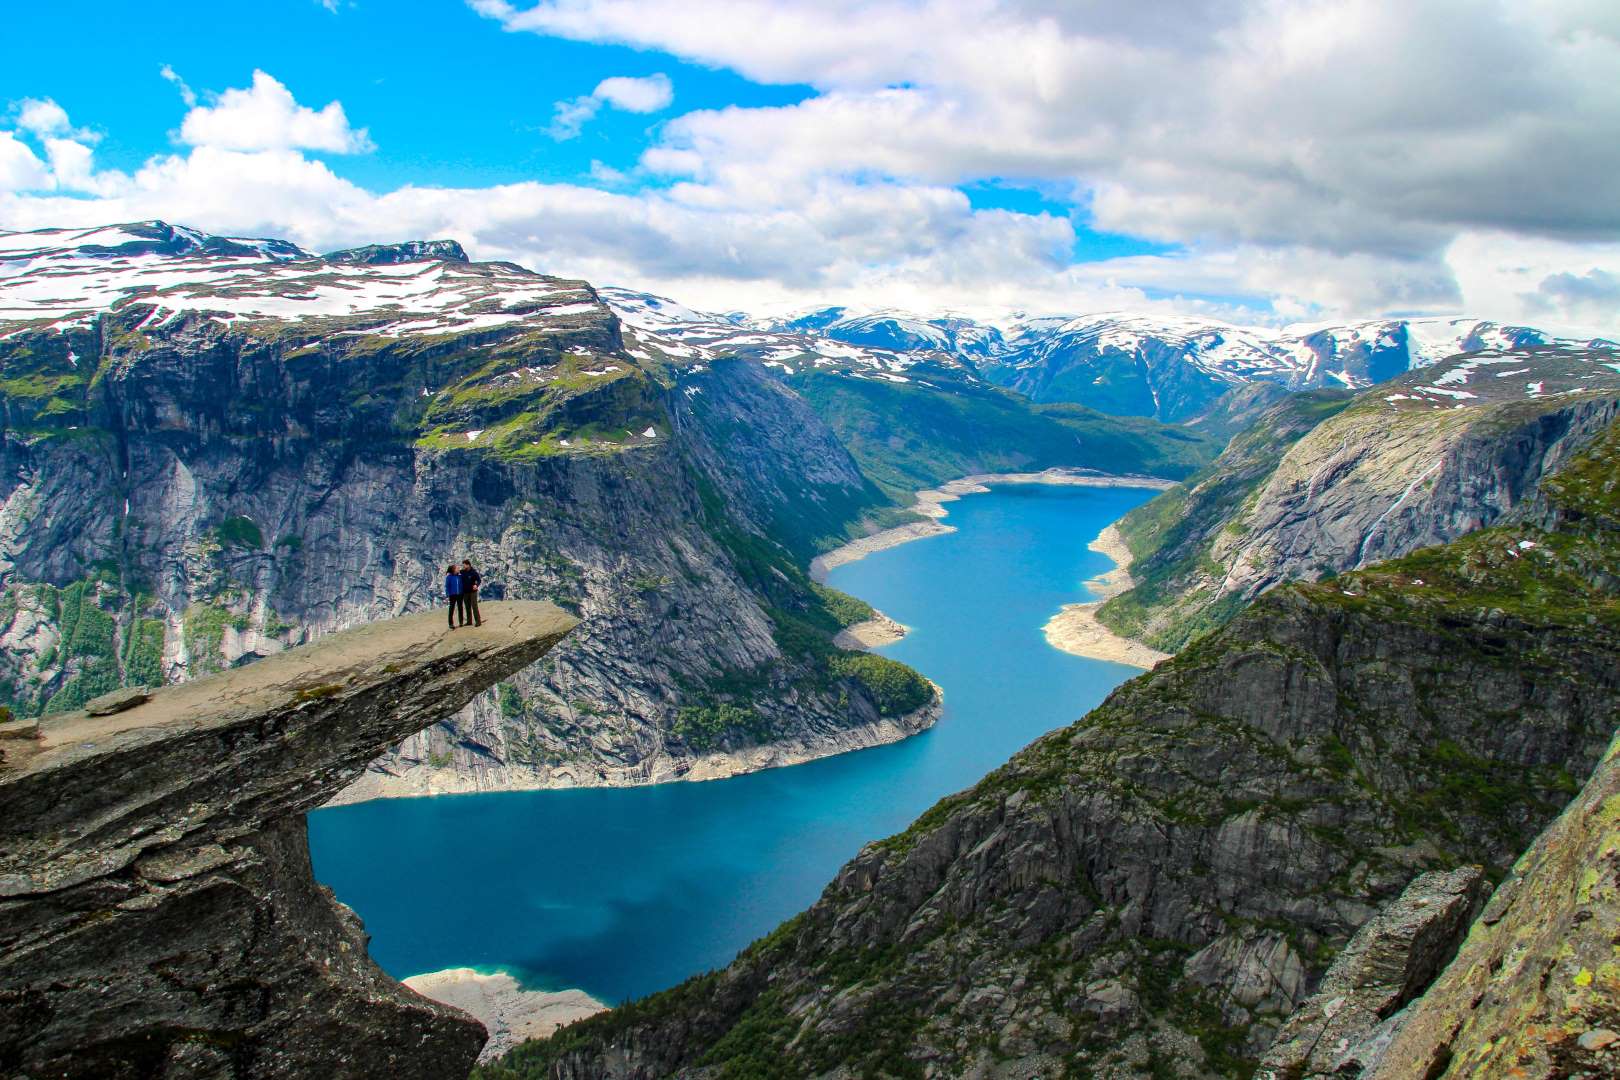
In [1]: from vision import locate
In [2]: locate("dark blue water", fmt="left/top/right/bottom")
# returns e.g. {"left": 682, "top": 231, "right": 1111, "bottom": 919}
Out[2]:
{"left": 308, "top": 483, "right": 1156, "bottom": 1004}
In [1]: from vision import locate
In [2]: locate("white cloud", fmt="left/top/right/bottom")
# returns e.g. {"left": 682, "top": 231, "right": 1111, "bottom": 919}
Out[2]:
{"left": 472, "top": 0, "right": 1620, "bottom": 328}
{"left": 549, "top": 72, "right": 672, "bottom": 139}
{"left": 16, "top": 98, "right": 70, "bottom": 136}
{"left": 593, "top": 73, "right": 673, "bottom": 113}
{"left": 0, "top": 131, "right": 53, "bottom": 192}
{"left": 160, "top": 64, "right": 198, "bottom": 108}
{"left": 7, "top": 11, "right": 1620, "bottom": 337}
{"left": 178, "top": 70, "right": 373, "bottom": 153}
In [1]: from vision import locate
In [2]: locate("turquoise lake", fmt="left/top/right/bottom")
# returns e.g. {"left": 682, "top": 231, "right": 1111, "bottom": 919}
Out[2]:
{"left": 308, "top": 482, "right": 1158, "bottom": 1004}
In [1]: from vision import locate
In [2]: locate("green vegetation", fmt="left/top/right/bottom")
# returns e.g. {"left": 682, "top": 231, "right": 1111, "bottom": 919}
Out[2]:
{"left": 673, "top": 702, "right": 769, "bottom": 750}
{"left": 809, "top": 582, "right": 875, "bottom": 628}
{"left": 497, "top": 682, "right": 524, "bottom": 719}
{"left": 0, "top": 334, "right": 97, "bottom": 430}
{"left": 121, "top": 617, "right": 166, "bottom": 688}
{"left": 412, "top": 348, "right": 668, "bottom": 463}
{"left": 41, "top": 581, "right": 120, "bottom": 714}
{"left": 1097, "top": 389, "right": 1354, "bottom": 651}
{"left": 214, "top": 516, "right": 265, "bottom": 550}
{"left": 790, "top": 365, "right": 1218, "bottom": 500}
{"left": 183, "top": 604, "right": 240, "bottom": 676}
{"left": 827, "top": 652, "right": 932, "bottom": 716}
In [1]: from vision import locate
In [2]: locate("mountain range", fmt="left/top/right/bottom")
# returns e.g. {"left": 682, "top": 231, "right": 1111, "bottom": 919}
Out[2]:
{"left": 602, "top": 286, "right": 1615, "bottom": 423}
{"left": 8, "top": 221, "right": 1620, "bottom": 1079}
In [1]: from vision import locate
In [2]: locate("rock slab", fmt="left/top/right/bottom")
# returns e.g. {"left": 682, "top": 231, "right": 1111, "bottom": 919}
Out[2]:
{"left": 0, "top": 602, "right": 576, "bottom": 1079}
{"left": 1257, "top": 867, "right": 1488, "bottom": 1079}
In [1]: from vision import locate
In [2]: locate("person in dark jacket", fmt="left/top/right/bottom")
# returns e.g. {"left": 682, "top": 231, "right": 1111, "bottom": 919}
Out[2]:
{"left": 458, "top": 560, "right": 482, "bottom": 627}
{"left": 444, "top": 564, "right": 464, "bottom": 630}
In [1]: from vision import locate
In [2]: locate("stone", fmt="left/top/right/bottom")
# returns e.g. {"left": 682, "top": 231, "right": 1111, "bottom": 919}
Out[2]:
{"left": 1366, "top": 731, "right": 1620, "bottom": 1079}
{"left": 0, "top": 602, "right": 575, "bottom": 1080}
{"left": 1256, "top": 867, "right": 1488, "bottom": 1079}
{"left": 81, "top": 685, "right": 151, "bottom": 716}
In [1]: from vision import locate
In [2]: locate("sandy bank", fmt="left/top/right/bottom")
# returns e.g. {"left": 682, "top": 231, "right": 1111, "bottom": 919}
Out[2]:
{"left": 810, "top": 468, "right": 1176, "bottom": 582}
{"left": 1042, "top": 524, "right": 1171, "bottom": 670}
{"left": 833, "top": 611, "right": 909, "bottom": 650}
{"left": 403, "top": 968, "right": 606, "bottom": 1063}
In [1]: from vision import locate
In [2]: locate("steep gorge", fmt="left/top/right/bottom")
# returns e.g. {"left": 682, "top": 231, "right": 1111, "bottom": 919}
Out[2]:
{"left": 1098, "top": 344, "right": 1620, "bottom": 652}
{"left": 486, "top": 413, "right": 1620, "bottom": 1079}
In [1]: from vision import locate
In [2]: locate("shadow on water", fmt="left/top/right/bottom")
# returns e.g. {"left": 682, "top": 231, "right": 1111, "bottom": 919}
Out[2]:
{"left": 309, "top": 483, "right": 1159, "bottom": 1003}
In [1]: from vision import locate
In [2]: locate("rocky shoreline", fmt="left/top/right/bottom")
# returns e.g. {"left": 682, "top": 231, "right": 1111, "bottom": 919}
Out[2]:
{"left": 1042, "top": 525, "right": 1172, "bottom": 669}
{"left": 329, "top": 691, "right": 944, "bottom": 804}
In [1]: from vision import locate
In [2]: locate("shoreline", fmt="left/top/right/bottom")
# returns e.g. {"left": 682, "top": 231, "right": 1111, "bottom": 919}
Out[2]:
{"left": 809, "top": 467, "right": 1176, "bottom": 583}
{"left": 402, "top": 968, "right": 606, "bottom": 1063}
{"left": 1041, "top": 524, "right": 1171, "bottom": 670}
{"left": 328, "top": 689, "right": 944, "bottom": 804}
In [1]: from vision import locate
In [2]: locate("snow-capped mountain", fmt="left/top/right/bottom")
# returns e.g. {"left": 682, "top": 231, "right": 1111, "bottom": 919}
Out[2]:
{"left": 600, "top": 287, "right": 971, "bottom": 385}
{"left": 0, "top": 221, "right": 604, "bottom": 341}
{"left": 752, "top": 306, "right": 1002, "bottom": 358}
{"left": 605, "top": 283, "right": 1611, "bottom": 423}
{"left": 973, "top": 311, "right": 1602, "bottom": 421}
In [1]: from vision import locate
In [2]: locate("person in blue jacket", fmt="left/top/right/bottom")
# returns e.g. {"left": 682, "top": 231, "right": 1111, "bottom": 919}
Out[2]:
{"left": 444, "top": 563, "right": 464, "bottom": 629}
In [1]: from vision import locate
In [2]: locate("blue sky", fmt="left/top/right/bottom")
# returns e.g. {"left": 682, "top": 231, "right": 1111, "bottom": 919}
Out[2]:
{"left": 4, "top": 1, "right": 808, "bottom": 189}
{"left": 2, "top": 0, "right": 1618, "bottom": 333}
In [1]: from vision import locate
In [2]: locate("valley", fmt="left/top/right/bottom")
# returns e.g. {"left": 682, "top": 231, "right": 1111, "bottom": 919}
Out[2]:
{"left": 4, "top": 219, "right": 1618, "bottom": 1080}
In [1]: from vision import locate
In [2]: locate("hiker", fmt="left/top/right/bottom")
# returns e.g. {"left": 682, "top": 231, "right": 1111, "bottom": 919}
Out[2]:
{"left": 459, "top": 559, "right": 483, "bottom": 627}
{"left": 444, "top": 563, "right": 464, "bottom": 629}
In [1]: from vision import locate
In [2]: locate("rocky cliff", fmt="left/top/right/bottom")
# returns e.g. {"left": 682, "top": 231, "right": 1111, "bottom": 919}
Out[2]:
{"left": 1099, "top": 343, "right": 1620, "bottom": 651}
{"left": 0, "top": 221, "right": 938, "bottom": 800}
{"left": 0, "top": 601, "right": 575, "bottom": 1078}
{"left": 483, "top": 416, "right": 1620, "bottom": 1079}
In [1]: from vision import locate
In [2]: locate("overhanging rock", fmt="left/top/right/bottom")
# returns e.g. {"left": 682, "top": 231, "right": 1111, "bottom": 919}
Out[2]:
{"left": 0, "top": 602, "right": 577, "bottom": 1079}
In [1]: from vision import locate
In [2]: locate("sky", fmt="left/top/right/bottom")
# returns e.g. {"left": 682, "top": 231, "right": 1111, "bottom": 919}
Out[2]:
{"left": 2, "top": 0, "right": 1619, "bottom": 333}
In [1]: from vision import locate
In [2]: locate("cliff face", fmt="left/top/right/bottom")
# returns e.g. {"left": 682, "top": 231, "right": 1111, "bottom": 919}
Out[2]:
{"left": 0, "top": 222, "right": 937, "bottom": 799}
{"left": 0, "top": 601, "right": 576, "bottom": 1079}
{"left": 1365, "top": 732, "right": 1620, "bottom": 1079}
{"left": 487, "top": 419, "right": 1620, "bottom": 1079}
{"left": 1099, "top": 344, "right": 1620, "bottom": 652}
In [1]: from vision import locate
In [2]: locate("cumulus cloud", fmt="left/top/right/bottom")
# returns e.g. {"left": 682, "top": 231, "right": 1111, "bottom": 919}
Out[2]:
{"left": 178, "top": 70, "right": 373, "bottom": 153}
{"left": 474, "top": 0, "right": 1620, "bottom": 324}
{"left": 7, "top": 8, "right": 1620, "bottom": 336}
{"left": 549, "top": 72, "right": 673, "bottom": 139}
{"left": 15, "top": 98, "right": 71, "bottom": 136}
{"left": 0, "top": 131, "right": 52, "bottom": 192}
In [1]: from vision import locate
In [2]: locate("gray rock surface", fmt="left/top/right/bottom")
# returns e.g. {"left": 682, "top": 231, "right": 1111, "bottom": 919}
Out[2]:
{"left": 492, "top": 421, "right": 1620, "bottom": 1079}
{"left": 0, "top": 601, "right": 575, "bottom": 1079}
{"left": 1099, "top": 345, "right": 1620, "bottom": 652}
{"left": 1363, "top": 738, "right": 1620, "bottom": 1076}
{"left": 0, "top": 226, "right": 934, "bottom": 800}
{"left": 1256, "top": 867, "right": 1488, "bottom": 1079}
{"left": 82, "top": 686, "right": 150, "bottom": 716}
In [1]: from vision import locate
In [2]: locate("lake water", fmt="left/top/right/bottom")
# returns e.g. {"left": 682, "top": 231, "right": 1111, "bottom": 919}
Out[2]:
{"left": 308, "top": 483, "right": 1158, "bottom": 1004}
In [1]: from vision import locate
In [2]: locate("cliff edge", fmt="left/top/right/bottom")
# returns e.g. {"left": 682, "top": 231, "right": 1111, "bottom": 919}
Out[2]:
{"left": 0, "top": 601, "right": 576, "bottom": 1079}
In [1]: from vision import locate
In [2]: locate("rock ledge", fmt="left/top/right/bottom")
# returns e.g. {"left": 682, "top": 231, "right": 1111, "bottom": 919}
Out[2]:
{"left": 0, "top": 602, "right": 576, "bottom": 1079}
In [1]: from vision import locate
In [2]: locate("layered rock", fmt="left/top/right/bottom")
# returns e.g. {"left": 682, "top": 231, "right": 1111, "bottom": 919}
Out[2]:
{"left": 1364, "top": 732, "right": 1620, "bottom": 1078}
{"left": 1256, "top": 868, "right": 1488, "bottom": 1079}
{"left": 1099, "top": 344, "right": 1620, "bottom": 651}
{"left": 0, "top": 601, "right": 575, "bottom": 1078}
{"left": 0, "top": 222, "right": 941, "bottom": 799}
{"left": 486, "top": 419, "right": 1620, "bottom": 1079}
